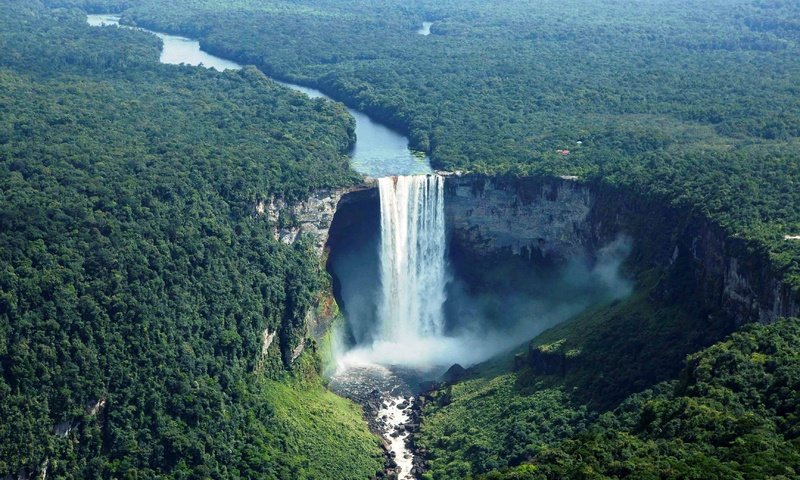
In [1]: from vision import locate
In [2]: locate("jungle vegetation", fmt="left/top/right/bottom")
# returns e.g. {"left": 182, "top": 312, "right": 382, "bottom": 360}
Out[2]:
{"left": 4, "top": 0, "right": 800, "bottom": 478}
{"left": 74, "top": 1, "right": 800, "bottom": 477}
{"left": 0, "top": 1, "right": 381, "bottom": 478}
{"left": 57, "top": 0, "right": 800, "bottom": 290}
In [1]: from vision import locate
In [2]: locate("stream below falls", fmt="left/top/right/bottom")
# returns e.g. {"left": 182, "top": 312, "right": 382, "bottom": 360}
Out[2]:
{"left": 88, "top": 13, "right": 436, "bottom": 478}
{"left": 329, "top": 365, "right": 431, "bottom": 479}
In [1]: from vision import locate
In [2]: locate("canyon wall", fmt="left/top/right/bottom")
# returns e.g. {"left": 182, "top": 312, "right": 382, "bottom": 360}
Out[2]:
{"left": 254, "top": 182, "right": 378, "bottom": 356}
{"left": 275, "top": 172, "right": 797, "bottom": 361}
{"left": 443, "top": 175, "right": 594, "bottom": 262}
{"left": 443, "top": 174, "right": 799, "bottom": 325}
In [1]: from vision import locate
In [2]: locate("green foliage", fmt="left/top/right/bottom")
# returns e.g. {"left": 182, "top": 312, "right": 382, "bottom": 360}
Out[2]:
{"left": 496, "top": 318, "right": 800, "bottom": 479}
{"left": 6, "top": 0, "right": 800, "bottom": 477}
{"left": 418, "top": 375, "right": 588, "bottom": 479}
{"left": 98, "top": 0, "right": 800, "bottom": 289}
{"left": 0, "top": 1, "right": 380, "bottom": 477}
{"left": 418, "top": 274, "right": 800, "bottom": 479}
{"left": 520, "top": 270, "right": 730, "bottom": 411}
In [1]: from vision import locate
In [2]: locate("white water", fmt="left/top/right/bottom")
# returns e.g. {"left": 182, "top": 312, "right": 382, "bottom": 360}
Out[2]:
{"left": 333, "top": 176, "right": 449, "bottom": 478}
{"left": 378, "top": 175, "right": 447, "bottom": 343}
{"left": 417, "top": 22, "right": 433, "bottom": 36}
{"left": 378, "top": 397, "right": 415, "bottom": 479}
{"left": 328, "top": 364, "right": 418, "bottom": 480}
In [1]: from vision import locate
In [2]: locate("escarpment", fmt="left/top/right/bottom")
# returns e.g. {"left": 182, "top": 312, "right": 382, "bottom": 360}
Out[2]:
{"left": 443, "top": 174, "right": 798, "bottom": 326}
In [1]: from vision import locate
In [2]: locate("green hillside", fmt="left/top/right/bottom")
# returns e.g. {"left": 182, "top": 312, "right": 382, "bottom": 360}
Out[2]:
{"left": 417, "top": 276, "right": 800, "bottom": 479}
{"left": 0, "top": 2, "right": 380, "bottom": 477}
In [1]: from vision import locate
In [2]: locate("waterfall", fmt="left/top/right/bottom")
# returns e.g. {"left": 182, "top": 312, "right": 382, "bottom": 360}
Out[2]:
{"left": 377, "top": 175, "right": 447, "bottom": 343}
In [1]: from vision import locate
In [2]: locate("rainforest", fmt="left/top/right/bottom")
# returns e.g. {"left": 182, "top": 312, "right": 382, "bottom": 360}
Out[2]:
{"left": 1, "top": 0, "right": 799, "bottom": 479}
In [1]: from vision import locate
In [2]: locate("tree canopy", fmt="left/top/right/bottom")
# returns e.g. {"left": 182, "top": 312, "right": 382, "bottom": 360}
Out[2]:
{"left": 81, "top": 0, "right": 800, "bottom": 289}
{"left": 0, "top": 1, "right": 380, "bottom": 477}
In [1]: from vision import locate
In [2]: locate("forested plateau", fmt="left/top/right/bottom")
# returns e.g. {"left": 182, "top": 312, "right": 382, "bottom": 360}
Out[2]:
{"left": 0, "top": 2, "right": 382, "bottom": 478}
{"left": 3, "top": 0, "right": 800, "bottom": 479}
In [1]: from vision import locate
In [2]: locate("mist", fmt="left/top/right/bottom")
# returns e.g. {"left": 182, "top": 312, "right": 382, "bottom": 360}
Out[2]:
{"left": 329, "top": 226, "right": 633, "bottom": 372}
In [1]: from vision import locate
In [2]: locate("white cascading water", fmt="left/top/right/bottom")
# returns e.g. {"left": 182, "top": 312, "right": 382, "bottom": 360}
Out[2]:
{"left": 377, "top": 175, "right": 447, "bottom": 343}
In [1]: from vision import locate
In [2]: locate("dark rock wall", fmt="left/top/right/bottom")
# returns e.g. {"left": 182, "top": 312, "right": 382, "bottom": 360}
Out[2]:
{"left": 443, "top": 174, "right": 799, "bottom": 325}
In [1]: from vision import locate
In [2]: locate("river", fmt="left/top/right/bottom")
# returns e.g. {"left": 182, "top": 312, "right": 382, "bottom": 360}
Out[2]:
{"left": 87, "top": 14, "right": 431, "bottom": 179}
{"left": 88, "top": 13, "right": 428, "bottom": 478}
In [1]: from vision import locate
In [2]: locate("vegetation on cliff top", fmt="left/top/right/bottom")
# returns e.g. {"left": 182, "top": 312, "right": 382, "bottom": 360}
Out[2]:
{"left": 0, "top": 1, "right": 380, "bottom": 477}
{"left": 50, "top": 0, "right": 800, "bottom": 289}
{"left": 5, "top": 0, "right": 800, "bottom": 478}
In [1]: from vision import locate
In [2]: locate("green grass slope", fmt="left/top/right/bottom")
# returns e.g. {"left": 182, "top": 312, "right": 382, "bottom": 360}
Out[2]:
{"left": 0, "top": 2, "right": 380, "bottom": 477}
{"left": 417, "top": 270, "right": 800, "bottom": 479}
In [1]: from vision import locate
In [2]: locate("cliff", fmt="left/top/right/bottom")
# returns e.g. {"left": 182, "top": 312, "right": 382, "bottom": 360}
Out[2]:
{"left": 253, "top": 181, "right": 377, "bottom": 357}
{"left": 443, "top": 174, "right": 799, "bottom": 325}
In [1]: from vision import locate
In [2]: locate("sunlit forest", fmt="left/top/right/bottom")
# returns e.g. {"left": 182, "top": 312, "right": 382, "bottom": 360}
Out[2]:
{"left": 3, "top": 0, "right": 800, "bottom": 478}
{"left": 0, "top": 2, "right": 381, "bottom": 477}
{"left": 80, "top": 0, "right": 800, "bottom": 289}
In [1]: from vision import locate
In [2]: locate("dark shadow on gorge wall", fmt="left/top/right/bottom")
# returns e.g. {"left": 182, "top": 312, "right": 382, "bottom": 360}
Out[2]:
{"left": 326, "top": 176, "right": 632, "bottom": 364}
{"left": 442, "top": 173, "right": 799, "bottom": 409}
{"left": 325, "top": 187, "right": 381, "bottom": 347}
{"left": 325, "top": 174, "right": 797, "bottom": 380}
{"left": 443, "top": 174, "right": 799, "bottom": 326}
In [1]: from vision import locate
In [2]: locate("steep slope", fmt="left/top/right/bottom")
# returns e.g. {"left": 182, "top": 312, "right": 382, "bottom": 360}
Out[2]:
{"left": 481, "top": 316, "right": 800, "bottom": 479}
{"left": 0, "top": 2, "right": 380, "bottom": 478}
{"left": 417, "top": 280, "right": 800, "bottom": 479}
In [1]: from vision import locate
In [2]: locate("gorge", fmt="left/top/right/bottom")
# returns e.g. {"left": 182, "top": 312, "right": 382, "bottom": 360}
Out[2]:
{"left": 8, "top": 8, "right": 780, "bottom": 480}
{"left": 6, "top": 0, "right": 800, "bottom": 480}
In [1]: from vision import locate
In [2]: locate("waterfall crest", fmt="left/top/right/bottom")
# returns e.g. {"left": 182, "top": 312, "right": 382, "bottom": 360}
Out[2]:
{"left": 377, "top": 175, "right": 447, "bottom": 343}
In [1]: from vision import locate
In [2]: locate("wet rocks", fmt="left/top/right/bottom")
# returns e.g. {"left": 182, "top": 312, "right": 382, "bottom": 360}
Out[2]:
{"left": 404, "top": 397, "right": 428, "bottom": 479}
{"left": 328, "top": 365, "right": 424, "bottom": 479}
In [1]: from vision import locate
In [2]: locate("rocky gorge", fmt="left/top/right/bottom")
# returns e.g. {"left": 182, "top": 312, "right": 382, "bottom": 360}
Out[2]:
{"left": 259, "top": 172, "right": 800, "bottom": 478}
{"left": 271, "top": 173, "right": 798, "bottom": 347}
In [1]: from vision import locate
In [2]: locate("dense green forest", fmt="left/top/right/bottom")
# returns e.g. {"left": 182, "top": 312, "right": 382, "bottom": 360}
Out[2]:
{"left": 48, "top": 0, "right": 800, "bottom": 289}
{"left": 416, "top": 266, "right": 800, "bottom": 479}
{"left": 5, "top": 0, "right": 800, "bottom": 478}
{"left": 421, "top": 314, "right": 800, "bottom": 480}
{"left": 478, "top": 316, "right": 800, "bottom": 479}
{"left": 62, "top": 1, "right": 799, "bottom": 477}
{"left": 0, "top": 1, "right": 382, "bottom": 477}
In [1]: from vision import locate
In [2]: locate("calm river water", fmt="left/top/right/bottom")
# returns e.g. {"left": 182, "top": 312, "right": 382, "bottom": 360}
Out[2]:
{"left": 87, "top": 14, "right": 431, "bottom": 178}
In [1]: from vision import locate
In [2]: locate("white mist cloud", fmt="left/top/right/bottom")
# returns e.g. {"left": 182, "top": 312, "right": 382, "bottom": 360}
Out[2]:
{"left": 333, "top": 236, "right": 633, "bottom": 372}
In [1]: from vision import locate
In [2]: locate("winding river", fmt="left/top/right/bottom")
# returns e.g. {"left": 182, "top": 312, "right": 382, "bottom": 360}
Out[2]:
{"left": 87, "top": 14, "right": 431, "bottom": 179}
{"left": 88, "top": 14, "right": 425, "bottom": 478}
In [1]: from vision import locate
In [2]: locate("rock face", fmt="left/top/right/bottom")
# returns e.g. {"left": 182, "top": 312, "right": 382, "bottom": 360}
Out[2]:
{"left": 257, "top": 189, "right": 344, "bottom": 255}
{"left": 255, "top": 180, "right": 377, "bottom": 258}
{"left": 442, "top": 174, "right": 799, "bottom": 325}
{"left": 444, "top": 175, "right": 593, "bottom": 261}
{"left": 253, "top": 181, "right": 376, "bottom": 352}
{"left": 320, "top": 173, "right": 797, "bottom": 329}
{"left": 440, "top": 363, "right": 468, "bottom": 384}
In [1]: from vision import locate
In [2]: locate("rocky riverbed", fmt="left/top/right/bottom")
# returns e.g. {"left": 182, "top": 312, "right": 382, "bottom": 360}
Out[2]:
{"left": 328, "top": 364, "right": 429, "bottom": 479}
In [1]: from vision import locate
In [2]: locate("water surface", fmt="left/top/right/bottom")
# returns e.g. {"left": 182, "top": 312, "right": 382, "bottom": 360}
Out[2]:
{"left": 87, "top": 14, "right": 430, "bottom": 177}
{"left": 417, "top": 21, "right": 433, "bottom": 35}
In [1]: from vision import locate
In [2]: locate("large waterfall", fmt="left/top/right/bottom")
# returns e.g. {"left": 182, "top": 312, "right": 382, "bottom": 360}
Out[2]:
{"left": 377, "top": 175, "right": 447, "bottom": 343}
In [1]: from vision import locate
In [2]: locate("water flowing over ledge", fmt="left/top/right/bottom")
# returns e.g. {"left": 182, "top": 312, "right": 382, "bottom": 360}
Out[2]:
{"left": 378, "top": 175, "right": 447, "bottom": 343}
